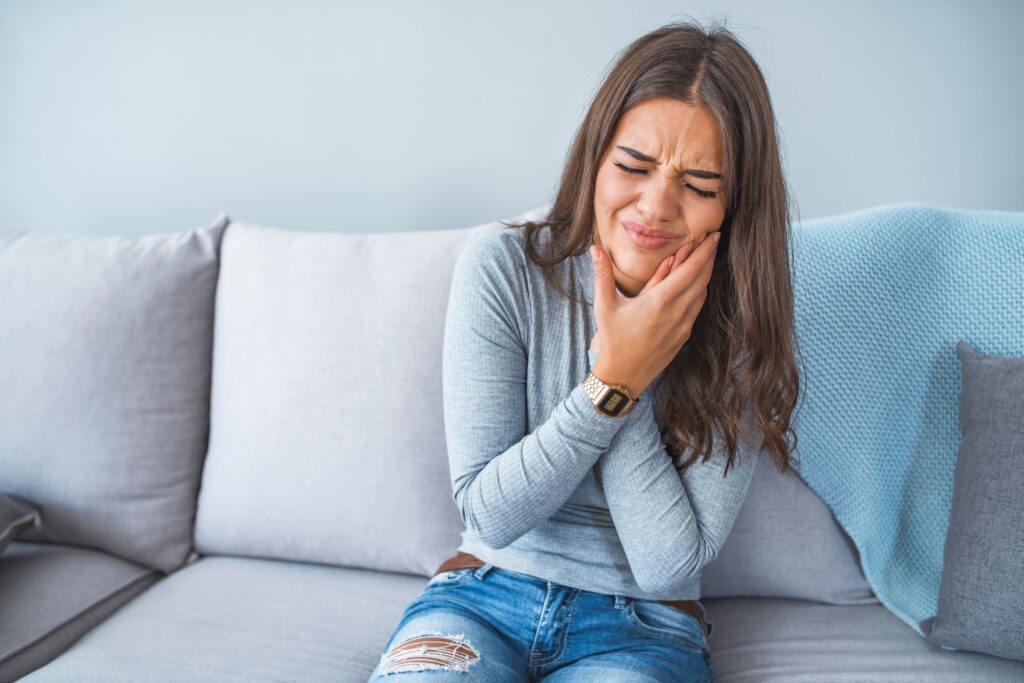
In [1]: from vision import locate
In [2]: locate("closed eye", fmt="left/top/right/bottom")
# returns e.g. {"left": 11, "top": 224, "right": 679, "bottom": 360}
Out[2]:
{"left": 614, "top": 162, "right": 719, "bottom": 199}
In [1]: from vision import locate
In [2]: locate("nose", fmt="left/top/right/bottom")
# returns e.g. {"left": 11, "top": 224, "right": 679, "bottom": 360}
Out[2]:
{"left": 635, "top": 174, "right": 679, "bottom": 226}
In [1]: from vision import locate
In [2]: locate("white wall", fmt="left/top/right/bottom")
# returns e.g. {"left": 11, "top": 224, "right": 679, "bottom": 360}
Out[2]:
{"left": 1, "top": 0, "right": 1020, "bottom": 235}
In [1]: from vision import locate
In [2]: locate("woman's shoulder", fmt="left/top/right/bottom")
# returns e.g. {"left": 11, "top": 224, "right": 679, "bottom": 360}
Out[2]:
{"left": 456, "top": 224, "right": 527, "bottom": 266}
{"left": 456, "top": 220, "right": 571, "bottom": 288}
{"left": 452, "top": 220, "right": 579, "bottom": 312}
{"left": 448, "top": 226, "right": 537, "bottom": 318}
{"left": 451, "top": 226, "right": 529, "bottom": 292}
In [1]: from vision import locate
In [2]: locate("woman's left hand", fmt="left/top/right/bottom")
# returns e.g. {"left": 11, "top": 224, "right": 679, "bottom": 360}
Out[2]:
{"left": 590, "top": 249, "right": 691, "bottom": 358}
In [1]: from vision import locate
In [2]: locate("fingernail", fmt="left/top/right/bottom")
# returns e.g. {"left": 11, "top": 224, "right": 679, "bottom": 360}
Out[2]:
{"left": 590, "top": 245, "right": 598, "bottom": 261}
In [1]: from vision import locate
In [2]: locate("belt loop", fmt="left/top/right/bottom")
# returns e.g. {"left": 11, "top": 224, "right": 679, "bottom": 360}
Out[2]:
{"left": 696, "top": 601, "right": 715, "bottom": 640}
{"left": 473, "top": 562, "right": 495, "bottom": 580}
{"left": 613, "top": 594, "right": 628, "bottom": 609}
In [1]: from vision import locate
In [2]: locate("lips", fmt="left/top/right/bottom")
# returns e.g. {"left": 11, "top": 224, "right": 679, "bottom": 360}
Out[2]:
{"left": 622, "top": 221, "right": 682, "bottom": 251}
{"left": 621, "top": 220, "right": 680, "bottom": 239}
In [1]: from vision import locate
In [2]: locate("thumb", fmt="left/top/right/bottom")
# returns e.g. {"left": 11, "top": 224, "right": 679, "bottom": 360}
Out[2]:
{"left": 590, "top": 245, "right": 617, "bottom": 307}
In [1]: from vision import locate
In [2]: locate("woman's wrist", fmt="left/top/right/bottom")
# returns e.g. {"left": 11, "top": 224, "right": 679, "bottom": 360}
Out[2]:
{"left": 590, "top": 359, "right": 644, "bottom": 398}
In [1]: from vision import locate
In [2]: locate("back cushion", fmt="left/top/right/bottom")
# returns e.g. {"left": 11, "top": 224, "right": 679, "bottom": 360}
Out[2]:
{"left": 702, "top": 449, "right": 878, "bottom": 604}
{"left": 0, "top": 215, "right": 228, "bottom": 573}
{"left": 193, "top": 207, "right": 550, "bottom": 576}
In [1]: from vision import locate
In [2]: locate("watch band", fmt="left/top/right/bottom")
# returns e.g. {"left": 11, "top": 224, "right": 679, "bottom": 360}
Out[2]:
{"left": 582, "top": 371, "right": 638, "bottom": 418}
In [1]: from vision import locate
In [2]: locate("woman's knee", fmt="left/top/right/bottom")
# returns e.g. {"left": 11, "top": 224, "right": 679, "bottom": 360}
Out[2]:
{"left": 376, "top": 629, "right": 481, "bottom": 676}
{"left": 369, "top": 615, "right": 527, "bottom": 681}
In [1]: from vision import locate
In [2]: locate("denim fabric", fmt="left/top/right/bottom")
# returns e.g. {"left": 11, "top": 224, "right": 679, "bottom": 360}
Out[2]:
{"left": 369, "top": 562, "right": 714, "bottom": 682}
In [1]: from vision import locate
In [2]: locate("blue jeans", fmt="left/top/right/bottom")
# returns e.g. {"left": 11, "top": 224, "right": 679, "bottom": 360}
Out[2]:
{"left": 368, "top": 561, "right": 715, "bottom": 682}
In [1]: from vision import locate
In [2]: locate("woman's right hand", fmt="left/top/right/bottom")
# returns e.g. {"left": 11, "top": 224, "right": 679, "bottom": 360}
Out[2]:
{"left": 589, "top": 230, "right": 721, "bottom": 397}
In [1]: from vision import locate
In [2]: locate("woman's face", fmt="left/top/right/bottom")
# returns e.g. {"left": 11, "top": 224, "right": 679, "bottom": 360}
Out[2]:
{"left": 593, "top": 97, "right": 727, "bottom": 297}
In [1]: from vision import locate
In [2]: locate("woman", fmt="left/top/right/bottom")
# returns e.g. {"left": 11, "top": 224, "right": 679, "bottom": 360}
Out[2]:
{"left": 368, "top": 18, "right": 799, "bottom": 683}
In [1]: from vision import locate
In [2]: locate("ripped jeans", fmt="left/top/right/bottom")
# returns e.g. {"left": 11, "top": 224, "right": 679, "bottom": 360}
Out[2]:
{"left": 368, "top": 561, "right": 715, "bottom": 682}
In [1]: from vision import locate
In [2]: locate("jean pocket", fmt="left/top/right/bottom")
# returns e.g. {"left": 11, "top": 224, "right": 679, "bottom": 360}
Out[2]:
{"left": 625, "top": 600, "right": 709, "bottom": 653}
{"left": 425, "top": 567, "right": 474, "bottom": 588}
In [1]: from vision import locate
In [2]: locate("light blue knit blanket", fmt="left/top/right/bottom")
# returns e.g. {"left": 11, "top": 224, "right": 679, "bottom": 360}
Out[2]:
{"left": 790, "top": 202, "right": 1024, "bottom": 636}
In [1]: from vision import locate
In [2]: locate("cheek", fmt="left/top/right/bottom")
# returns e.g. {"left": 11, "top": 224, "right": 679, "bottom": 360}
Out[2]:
{"left": 695, "top": 202, "right": 727, "bottom": 231}
{"left": 680, "top": 192, "right": 724, "bottom": 227}
{"left": 594, "top": 168, "right": 631, "bottom": 210}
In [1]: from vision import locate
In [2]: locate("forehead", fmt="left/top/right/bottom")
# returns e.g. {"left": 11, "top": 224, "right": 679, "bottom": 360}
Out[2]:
{"left": 613, "top": 97, "right": 722, "bottom": 169}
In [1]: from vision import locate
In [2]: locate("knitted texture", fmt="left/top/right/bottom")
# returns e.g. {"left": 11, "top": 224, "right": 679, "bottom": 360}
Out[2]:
{"left": 790, "top": 202, "right": 1024, "bottom": 636}
{"left": 442, "top": 222, "right": 759, "bottom": 600}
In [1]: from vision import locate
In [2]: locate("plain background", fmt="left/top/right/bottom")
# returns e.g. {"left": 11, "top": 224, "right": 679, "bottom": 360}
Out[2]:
{"left": 1, "top": 0, "right": 1021, "bottom": 236}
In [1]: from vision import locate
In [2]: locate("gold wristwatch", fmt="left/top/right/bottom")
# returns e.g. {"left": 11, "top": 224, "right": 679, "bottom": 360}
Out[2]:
{"left": 581, "top": 371, "right": 638, "bottom": 418}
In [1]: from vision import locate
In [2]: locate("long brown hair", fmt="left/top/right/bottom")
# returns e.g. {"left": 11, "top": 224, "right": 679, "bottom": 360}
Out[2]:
{"left": 501, "top": 19, "right": 802, "bottom": 476}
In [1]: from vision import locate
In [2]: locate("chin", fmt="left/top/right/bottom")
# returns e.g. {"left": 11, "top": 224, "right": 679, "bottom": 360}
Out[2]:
{"left": 610, "top": 248, "right": 657, "bottom": 283}
{"left": 616, "top": 242, "right": 663, "bottom": 267}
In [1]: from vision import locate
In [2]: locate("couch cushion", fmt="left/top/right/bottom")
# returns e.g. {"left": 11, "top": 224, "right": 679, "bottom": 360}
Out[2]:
{"left": 702, "top": 596, "right": 1024, "bottom": 682}
{"left": 0, "top": 541, "right": 160, "bottom": 682}
{"left": 16, "top": 555, "right": 428, "bottom": 683}
{"left": 0, "top": 215, "right": 228, "bottom": 573}
{"left": 17, "top": 555, "right": 1024, "bottom": 683}
{"left": 702, "top": 448, "right": 878, "bottom": 605}
{"left": 193, "top": 206, "right": 550, "bottom": 577}
{"left": 920, "top": 341, "right": 1024, "bottom": 661}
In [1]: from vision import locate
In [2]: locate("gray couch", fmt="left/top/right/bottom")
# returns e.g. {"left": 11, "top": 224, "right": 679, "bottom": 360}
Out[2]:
{"left": 2, "top": 206, "right": 1022, "bottom": 682}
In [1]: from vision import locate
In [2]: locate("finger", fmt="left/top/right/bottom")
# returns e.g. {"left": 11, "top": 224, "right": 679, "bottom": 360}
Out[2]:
{"left": 670, "top": 237, "right": 698, "bottom": 270}
{"left": 590, "top": 244, "right": 618, "bottom": 309}
{"left": 668, "top": 232, "right": 710, "bottom": 277}
{"left": 639, "top": 253, "right": 675, "bottom": 296}
{"left": 705, "top": 231, "right": 721, "bottom": 263}
{"left": 697, "top": 235, "right": 719, "bottom": 285}
{"left": 661, "top": 231, "right": 720, "bottom": 294}
{"left": 686, "top": 234, "right": 720, "bottom": 300}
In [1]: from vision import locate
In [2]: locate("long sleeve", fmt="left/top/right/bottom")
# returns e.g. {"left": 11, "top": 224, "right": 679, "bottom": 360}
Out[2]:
{"left": 594, "top": 354, "right": 759, "bottom": 595}
{"left": 442, "top": 232, "right": 633, "bottom": 550}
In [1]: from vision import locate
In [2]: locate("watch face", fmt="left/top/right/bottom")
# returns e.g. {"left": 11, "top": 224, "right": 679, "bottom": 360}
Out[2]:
{"left": 598, "top": 389, "right": 630, "bottom": 416}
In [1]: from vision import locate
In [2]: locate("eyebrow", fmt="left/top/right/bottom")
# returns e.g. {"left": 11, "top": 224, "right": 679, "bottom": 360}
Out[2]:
{"left": 617, "top": 145, "right": 722, "bottom": 179}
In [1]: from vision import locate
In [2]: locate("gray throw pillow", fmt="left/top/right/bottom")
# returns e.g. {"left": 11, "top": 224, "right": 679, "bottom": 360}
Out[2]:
{"left": 919, "top": 340, "right": 1024, "bottom": 662}
{"left": 0, "top": 492, "right": 42, "bottom": 554}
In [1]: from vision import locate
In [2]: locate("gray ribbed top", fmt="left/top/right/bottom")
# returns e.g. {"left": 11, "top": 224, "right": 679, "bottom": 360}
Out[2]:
{"left": 442, "top": 225, "right": 759, "bottom": 599}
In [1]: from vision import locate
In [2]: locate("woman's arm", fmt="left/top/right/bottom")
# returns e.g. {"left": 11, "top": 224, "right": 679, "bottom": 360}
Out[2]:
{"left": 443, "top": 232, "right": 634, "bottom": 549}
{"left": 595, "top": 384, "right": 759, "bottom": 594}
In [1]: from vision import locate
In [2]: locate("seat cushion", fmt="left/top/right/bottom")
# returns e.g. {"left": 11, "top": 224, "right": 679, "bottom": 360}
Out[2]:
{"left": 701, "top": 596, "right": 1024, "bottom": 682}
{"left": 16, "top": 555, "right": 428, "bottom": 682}
{"left": 17, "top": 554, "right": 1024, "bottom": 683}
{"left": 0, "top": 541, "right": 160, "bottom": 682}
